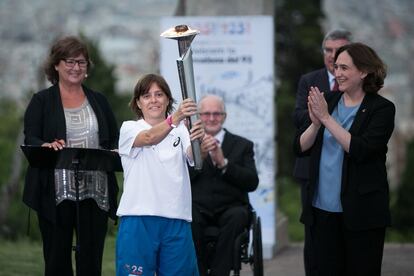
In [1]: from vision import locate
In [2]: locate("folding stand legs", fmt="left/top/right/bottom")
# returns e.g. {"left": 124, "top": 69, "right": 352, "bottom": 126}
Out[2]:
{"left": 72, "top": 159, "right": 81, "bottom": 276}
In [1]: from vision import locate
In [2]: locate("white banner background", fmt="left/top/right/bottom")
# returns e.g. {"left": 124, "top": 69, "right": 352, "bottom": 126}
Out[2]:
{"left": 160, "top": 16, "right": 276, "bottom": 258}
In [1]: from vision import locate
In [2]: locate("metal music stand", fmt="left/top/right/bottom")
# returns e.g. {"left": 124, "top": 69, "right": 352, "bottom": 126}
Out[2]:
{"left": 21, "top": 145, "right": 122, "bottom": 275}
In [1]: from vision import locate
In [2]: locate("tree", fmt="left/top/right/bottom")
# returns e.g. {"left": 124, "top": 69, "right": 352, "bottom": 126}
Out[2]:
{"left": 0, "top": 98, "right": 26, "bottom": 239}
{"left": 81, "top": 33, "right": 132, "bottom": 125}
{"left": 392, "top": 139, "right": 414, "bottom": 235}
{"left": 275, "top": 0, "right": 324, "bottom": 178}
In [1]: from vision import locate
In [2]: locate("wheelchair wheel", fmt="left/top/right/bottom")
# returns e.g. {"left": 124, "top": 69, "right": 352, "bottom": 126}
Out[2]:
{"left": 252, "top": 216, "right": 263, "bottom": 276}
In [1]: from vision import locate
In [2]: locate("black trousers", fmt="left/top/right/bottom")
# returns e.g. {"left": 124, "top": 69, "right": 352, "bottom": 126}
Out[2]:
{"left": 192, "top": 205, "right": 249, "bottom": 276}
{"left": 305, "top": 207, "right": 385, "bottom": 276}
{"left": 295, "top": 177, "right": 312, "bottom": 276}
{"left": 38, "top": 199, "right": 108, "bottom": 276}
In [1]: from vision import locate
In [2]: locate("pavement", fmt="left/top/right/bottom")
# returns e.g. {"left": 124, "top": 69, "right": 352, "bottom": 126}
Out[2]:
{"left": 240, "top": 243, "right": 414, "bottom": 276}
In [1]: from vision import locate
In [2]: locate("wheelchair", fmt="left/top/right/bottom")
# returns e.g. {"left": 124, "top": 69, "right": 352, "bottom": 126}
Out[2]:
{"left": 203, "top": 208, "right": 264, "bottom": 276}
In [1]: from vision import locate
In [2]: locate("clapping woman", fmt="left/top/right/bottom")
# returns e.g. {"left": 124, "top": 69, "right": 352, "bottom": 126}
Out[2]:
{"left": 295, "top": 42, "right": 395, "bottom": 275}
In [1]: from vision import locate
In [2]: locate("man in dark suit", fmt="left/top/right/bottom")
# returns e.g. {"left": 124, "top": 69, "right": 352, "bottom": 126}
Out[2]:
{"left": 293, "top": 29, "right": 352, "bottom": 275}
{"left": 190, "top": 95, "right": 259, "bottom": 276}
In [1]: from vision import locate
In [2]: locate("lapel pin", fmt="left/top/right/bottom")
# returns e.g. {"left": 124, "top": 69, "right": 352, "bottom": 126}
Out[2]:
{"left": 362, "top": 109, "right": 366, "bottom": 112}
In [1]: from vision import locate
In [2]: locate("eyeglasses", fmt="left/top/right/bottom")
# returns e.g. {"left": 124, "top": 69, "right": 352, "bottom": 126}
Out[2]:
{"left": 199, "top": 112, "right": 226, "bottom": 118}
{"left": 62, "top": 59, "right": 88, "bottom": 68}
{"left": 322, "top": 47, "right": 339, "bottom": 55}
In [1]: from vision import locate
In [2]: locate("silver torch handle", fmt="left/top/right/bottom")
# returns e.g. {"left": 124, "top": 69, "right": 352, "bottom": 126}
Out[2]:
{"left": 177, "top": 49, "right": 203, "bottom": 170}
{"left": 160, "top": 25, "right": 202, "bottom": 170}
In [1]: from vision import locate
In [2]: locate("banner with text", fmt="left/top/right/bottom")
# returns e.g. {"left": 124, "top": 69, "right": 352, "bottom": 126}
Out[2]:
{"left": 160, "top": 16, "right": 276, "bottom": 258}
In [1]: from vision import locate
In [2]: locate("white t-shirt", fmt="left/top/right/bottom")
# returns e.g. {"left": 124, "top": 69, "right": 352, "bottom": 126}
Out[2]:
{"left": 117, "top": 119, "right": 194, "bottom": 221}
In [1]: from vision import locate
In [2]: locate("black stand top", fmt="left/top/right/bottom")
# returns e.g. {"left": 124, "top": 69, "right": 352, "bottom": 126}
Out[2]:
{"left": 21, "top": 145, "right": 123, "bottom": 172}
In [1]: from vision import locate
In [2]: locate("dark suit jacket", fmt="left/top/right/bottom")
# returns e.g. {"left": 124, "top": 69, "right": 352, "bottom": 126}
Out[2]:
{"left": 294, "top": 92, "right": 395, "bottom": 231}
{"left": 23, "top": 84, "right": 119, "bottom": 222}
{"left": 293, "top": 68, "right": 331, "bottom": 179}
{"left": 190, "top": 129, "right": 259, "bottom": 214}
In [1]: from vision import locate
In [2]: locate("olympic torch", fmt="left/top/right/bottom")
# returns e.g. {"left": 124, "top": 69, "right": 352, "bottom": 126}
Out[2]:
{"left": 161, "top": 25, "right": 203, "bottom": 170}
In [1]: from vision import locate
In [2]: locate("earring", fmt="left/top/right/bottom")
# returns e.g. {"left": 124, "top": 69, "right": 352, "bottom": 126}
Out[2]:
{"left": 85, "top": 74, "right": 88, "bottom": 78}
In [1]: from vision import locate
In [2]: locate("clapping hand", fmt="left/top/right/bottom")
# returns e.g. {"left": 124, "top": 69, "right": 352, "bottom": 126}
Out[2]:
{"left": 308, "top": 86, "right": 329, "bottom": 125}
{"left": 200, "top": 134, "right": 225, "bottom": 165}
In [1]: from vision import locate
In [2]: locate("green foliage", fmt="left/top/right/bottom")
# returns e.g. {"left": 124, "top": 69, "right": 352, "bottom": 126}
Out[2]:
{"left": 3, "top": 186, "right": 33, "bottom": 241}
{"left": 80, "top": 33, "right": 132, "bottom": 125}
{"left": 0, "top": 98, "right": 31, "bottom": 240}
{"left": 278, "top": 176, "right": 304, "bottom": 241}
{"left": 102, "top": 235, "right": 116, "bottom": 276}
{"left": 0, "top": 235, "right": 116, "bottom": 275}
{"left": 0, "top": 238, "right": 43, "bottom": 276}
{"left": 0, "top": 99, "right": 21, "bottom": 185}
{"left": 275, "top": 0, "right": 324, "bottom": 177}
{"left": 391, "top": 139, "right": 414, "bottom": 238}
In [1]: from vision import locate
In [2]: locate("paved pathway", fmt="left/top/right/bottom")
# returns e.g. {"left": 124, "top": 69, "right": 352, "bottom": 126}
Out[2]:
{"left": 240, "top": 243, "right": 414, "bottom": 276}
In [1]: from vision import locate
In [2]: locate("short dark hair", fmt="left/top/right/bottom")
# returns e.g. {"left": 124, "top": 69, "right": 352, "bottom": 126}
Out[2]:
{"left": 335, "top": 42, "right": 387, "bottom": 94}
{"left": 129, "top": 73, "right": 175, "bottom": 119}
{"left": 44, "top": 35, "right": 91, "bottom": 85}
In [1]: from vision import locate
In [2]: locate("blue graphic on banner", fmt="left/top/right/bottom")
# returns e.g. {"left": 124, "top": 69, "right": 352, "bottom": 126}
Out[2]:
{"left": 160, "top": 16, "right": 275, "bottom": 258}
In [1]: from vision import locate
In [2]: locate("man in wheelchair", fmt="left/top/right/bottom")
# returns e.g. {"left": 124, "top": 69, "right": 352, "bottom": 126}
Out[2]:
{"left": 189, "top": 95, "right": 259, "bottom": 276}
